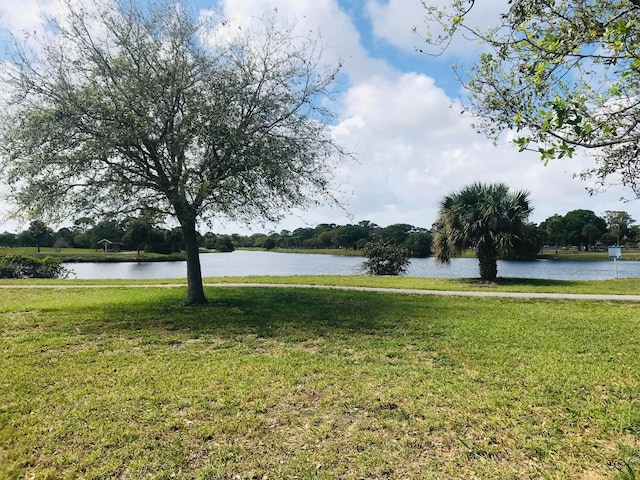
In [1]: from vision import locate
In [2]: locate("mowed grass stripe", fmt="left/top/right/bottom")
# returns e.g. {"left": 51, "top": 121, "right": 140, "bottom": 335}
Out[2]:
{"left": 3, "top": 274, "right": 640, "bottom": 295}
{"left": 1, "top": 285, "right": 639, "bottom": 479}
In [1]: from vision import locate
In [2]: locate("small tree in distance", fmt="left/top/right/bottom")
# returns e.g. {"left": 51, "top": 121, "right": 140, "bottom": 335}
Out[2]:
{"left": 363, "top": 240, "right": 411, "bottom": 276}
{"left": 0, "top": 0, "right": 347, "bottom": 305}
{"left": 28, "top": 220, "right": 53, "bottom": 253}
{"left": 123, "top": 218, "right": 152, "bottom": 258}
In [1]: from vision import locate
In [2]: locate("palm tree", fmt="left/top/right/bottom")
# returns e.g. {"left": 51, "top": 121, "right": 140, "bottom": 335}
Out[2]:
{"left": 544, "top": 214, "right": 565, "bottom": 255}
{"left": 433, "top": 182, "right": 533, "bottom": 281}
{"left": 581, "top": 223, "right": 600, "bottom": 251}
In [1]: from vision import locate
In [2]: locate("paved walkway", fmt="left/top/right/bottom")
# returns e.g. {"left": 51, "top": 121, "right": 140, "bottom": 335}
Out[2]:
{"left": 2, "top": 282, "right": 640, "bottom": 301}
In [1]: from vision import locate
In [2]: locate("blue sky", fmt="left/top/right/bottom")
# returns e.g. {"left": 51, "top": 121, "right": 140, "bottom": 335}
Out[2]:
{"left": 1, "top": 0, "right": 638, "bottom": 234}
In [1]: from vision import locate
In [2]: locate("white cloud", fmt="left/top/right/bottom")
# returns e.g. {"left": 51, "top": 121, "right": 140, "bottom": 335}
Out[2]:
{"left": 367, "top": 0, "right": 508, "bottom": 59}
{"left": 341, "top": 73, "right": 457, "bottom": 134}
{"left": 0, "top": 0, "right": 637, "bottom": 235}
{"left": 0, "top": 0, "right": 86, "bottom": 35}
{"left": 0, "top": 0, "right": 49, "bottom": 32}
{"left": 215, "top": 0, "right": 393, "bottom": 82}
{"left": 319, "top": 65, "right": 637, "bottom": 230}
{"left": 0, "top": 0, "right": 110, "bottom": 60}
{"left": 366, "top": 0, "right": 425, "bottom": 52}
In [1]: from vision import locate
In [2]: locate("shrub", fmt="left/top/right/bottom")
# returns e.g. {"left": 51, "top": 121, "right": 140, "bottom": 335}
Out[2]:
{"left": 363, "top": 240, "right": 410, "bottom": 275}
{"left": 214, "top": 235, "right": 235, "bottom": 252}
{"left": 0, "top": 254, "right": 70, "bottom": 279}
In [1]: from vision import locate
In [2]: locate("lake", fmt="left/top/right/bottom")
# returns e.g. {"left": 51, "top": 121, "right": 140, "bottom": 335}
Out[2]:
{"left": 66, "top": 250, "right": 640, "bottom": 280}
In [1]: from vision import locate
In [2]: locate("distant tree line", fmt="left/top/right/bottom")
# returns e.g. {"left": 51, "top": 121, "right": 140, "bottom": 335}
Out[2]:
{"left": 0, "top": 209, "right": 636, "bottom": 258}
{"left": 539, "top": 210, "right": 638, "bottom": 253}
{"left": 0, "top": 219, "right": 434, "bottom": 257}
{"left": 0, "top": 218, "right": 185, "bottom": 255}
{"left": 233, "top": 222, "right": 433, "bottom": 257}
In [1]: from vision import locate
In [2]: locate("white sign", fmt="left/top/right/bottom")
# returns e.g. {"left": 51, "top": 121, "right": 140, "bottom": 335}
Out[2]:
{"left": 608, "top": 246, "right": 622, "bottom": 259}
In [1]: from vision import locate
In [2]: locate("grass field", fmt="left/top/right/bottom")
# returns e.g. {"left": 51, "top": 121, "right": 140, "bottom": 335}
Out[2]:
{"left": 0, "top": 246, "right": 186, "bottom": 263}
{"left": 539, "top": 248, "right": 640, "bottom": 262}
{"left": 4, "top": 275, "right": 640, "bottom": 295}
{"left": 1, "top": 280, "right": 640, "bottom": 478}
{"left": 200, "top": 275, "right": 640, "bottom": 295}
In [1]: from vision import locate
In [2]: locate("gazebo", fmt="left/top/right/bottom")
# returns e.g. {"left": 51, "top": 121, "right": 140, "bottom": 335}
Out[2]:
{"left": 97, "top": 238, "right": 123, "bottom": 253}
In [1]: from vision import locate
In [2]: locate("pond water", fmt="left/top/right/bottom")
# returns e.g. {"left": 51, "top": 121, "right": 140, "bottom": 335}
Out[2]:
{"left": 66, "top": 250, "right": 640, "bottom": 280}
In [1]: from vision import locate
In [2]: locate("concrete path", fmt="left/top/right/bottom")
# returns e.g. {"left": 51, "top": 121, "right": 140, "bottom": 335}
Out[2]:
{"left": 2, "top": 282, "right": 640, "bottom": 301}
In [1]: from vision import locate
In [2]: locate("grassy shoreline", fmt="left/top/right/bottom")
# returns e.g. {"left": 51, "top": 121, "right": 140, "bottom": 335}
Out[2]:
{"left": 0, "top": 246, "right": 187, "bottom": 263}
{"left": 1, "top": 282, "right": 639, "bottom": 478}
{"left": 255, "top": 247, "right": 640, "bottom": 261}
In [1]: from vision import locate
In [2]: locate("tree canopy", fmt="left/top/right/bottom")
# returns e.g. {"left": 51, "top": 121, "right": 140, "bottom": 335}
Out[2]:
{"left": 603, "top": 210, "right": 636, "bottom": 244}
{"left": 562, "top": 209, "right": 607, "bottom": 250}
{"left": 0, "top": 0, "right": 346, "bottom": 304}
{"left": 421, "top": 0, "right": 640, "bottom": 196}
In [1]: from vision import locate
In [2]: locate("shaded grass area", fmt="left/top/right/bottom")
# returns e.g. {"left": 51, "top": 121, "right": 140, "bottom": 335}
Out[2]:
{"left": 1, "top": 286, "right": 640, "bottom": 478}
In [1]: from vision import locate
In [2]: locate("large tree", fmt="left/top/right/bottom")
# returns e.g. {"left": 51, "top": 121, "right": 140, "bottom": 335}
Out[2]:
{"left": 603, "top": 210, "right": 635, "bottom": 244}
{"left": 0, "top": 0, "right": 346, "bottom": 304}
{"left": 563, "top": 209, "right": 607, "bottom": 250}
{"left": 433, "top": 182, "right": 533, "bottom": 281}
{"left": 421, "top": 0, "right": 640, "bottom": 196}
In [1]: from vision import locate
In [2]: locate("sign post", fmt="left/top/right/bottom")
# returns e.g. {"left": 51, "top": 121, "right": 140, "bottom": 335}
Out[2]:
{"left": 608, "top": 246, "right": 622, "bottom": 278}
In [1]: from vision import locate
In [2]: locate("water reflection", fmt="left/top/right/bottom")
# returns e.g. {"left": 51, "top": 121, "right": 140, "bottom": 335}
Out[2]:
{"left": 67, "top": 250, "right": 640, "bottom": 280}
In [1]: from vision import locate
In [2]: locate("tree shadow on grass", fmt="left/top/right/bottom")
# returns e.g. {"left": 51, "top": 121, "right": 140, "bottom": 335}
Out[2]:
{"left": 78, "top": 286, "right": 426, "bottom": 342}
{"left": 458, "top": 277, "right": 584, "bottom": 288}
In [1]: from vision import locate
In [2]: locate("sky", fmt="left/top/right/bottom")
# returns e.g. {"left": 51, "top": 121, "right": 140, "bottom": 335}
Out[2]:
{"left": 0, "top": 0, "right": 638, "bottom": 234}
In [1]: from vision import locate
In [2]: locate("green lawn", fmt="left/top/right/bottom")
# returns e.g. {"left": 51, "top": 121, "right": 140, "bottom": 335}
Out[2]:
{"left": 1, "top": 283, "right": 639, "bottom": 478}
{"left": 202, "top": 275, "right": 640, "bottom": 295}
{"left": 0, "top": 246, "right": 111, "bottom": 256}
{"left": 0, "top": 246, "right": 185, "bottom": 263}
{"left": 3, "top": 275, "right": 640, "bottom": 296}
{"left": 539, "top": 248, "right": 640, "bottom": 261}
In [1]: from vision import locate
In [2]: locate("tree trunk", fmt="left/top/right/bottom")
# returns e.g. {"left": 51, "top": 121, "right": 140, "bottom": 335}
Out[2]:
{"left": 477, "top": 241, "right": 498, "bottom": 281}
{"left": 181, "top": 219, "right": 207, "bottom": 305}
